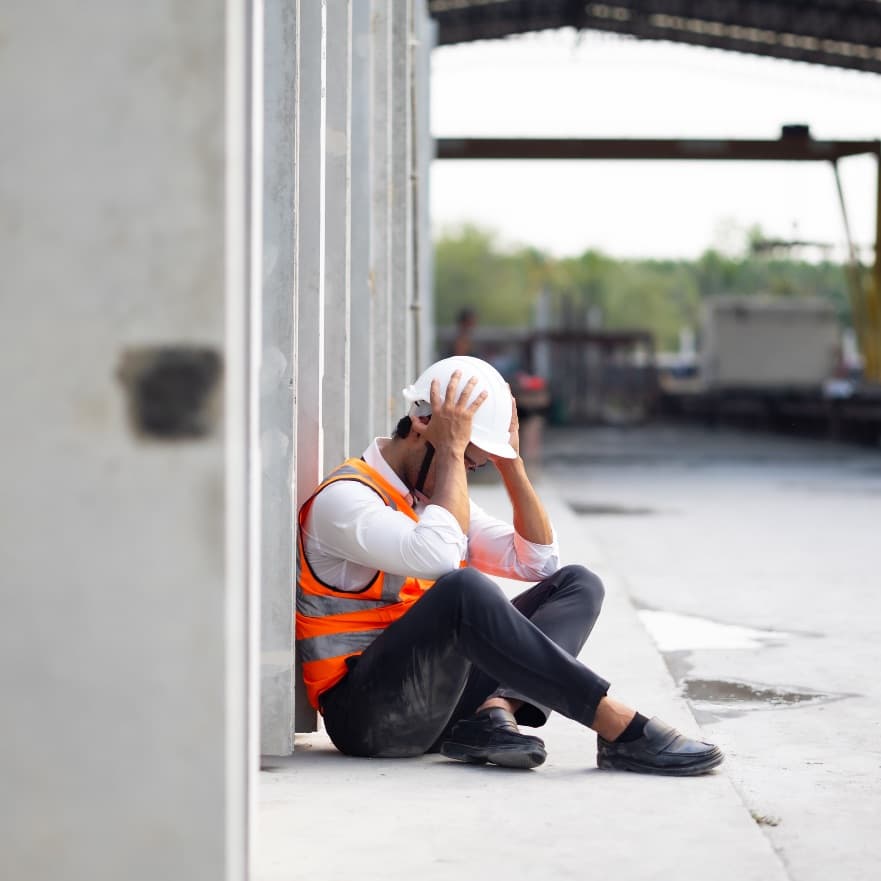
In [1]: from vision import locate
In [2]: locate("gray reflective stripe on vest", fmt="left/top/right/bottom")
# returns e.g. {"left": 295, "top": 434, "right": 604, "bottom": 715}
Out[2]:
{"left": 298, "top": 629, "right": 382, "bottom": 662}
{"left": 381, "top": 573, "right": 408, "bottom": 602}
{"left": 296, "top": 462, "right": 414, "bottom": 624}
{"left": 297, "top": 587, "right": 390, "bottom": 617}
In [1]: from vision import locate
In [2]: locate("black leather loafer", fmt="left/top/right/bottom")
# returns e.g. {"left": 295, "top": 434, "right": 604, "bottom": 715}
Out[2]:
{"left": 440, "top": 707, "right": 547, "bottom": 769}
{"left": 597, "top": 716, "right": 723, "bottom": 776}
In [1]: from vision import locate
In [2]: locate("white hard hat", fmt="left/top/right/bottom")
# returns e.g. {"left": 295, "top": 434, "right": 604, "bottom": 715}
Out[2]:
{"left": 402, "top": 356, "right": 516, "bottom": 459}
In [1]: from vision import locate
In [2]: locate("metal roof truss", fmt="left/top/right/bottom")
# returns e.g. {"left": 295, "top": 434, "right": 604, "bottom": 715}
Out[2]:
{"left": 429, "top": 1, "right": 881, "bottom": 75}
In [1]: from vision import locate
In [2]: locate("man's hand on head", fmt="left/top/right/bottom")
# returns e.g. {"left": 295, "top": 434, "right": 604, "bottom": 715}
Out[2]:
{"left": 414, "top": 370, "right": 487, "bottom": 456}
{"left": 409, "top": 370, "right": 485, "bottom": 533}
{"left": 488, "top": 385, "right": 520, "bottom": 470}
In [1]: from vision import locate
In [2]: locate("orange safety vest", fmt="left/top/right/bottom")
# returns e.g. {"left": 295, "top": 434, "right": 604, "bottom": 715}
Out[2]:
{"left": 296, "top": 458, "right": 433, "bottom": 710}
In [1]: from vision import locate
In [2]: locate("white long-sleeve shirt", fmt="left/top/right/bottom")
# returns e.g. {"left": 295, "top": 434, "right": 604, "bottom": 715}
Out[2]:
{"left": 301, "top": 438, "right": 560, "bottom": 591}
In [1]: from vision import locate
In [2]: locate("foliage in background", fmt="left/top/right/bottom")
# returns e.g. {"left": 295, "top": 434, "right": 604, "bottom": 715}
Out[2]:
{"left": 434, "top": 224, "right": 852, "bottom": 350}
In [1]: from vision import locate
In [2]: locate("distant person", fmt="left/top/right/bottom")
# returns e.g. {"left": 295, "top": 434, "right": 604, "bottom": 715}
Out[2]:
{"left": 296, "top": 355, "right": 723, "bottom": 775}
{"left": 451, "top": 307, "right": 478, "bottom": 357}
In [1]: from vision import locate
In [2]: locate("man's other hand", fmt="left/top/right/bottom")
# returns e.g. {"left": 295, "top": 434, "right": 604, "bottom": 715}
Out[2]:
{"left": 489, "top": 385, "right": 520, "bottom": 464}
{"left": 415, "top": 370, "right": 487, "bottom": 455}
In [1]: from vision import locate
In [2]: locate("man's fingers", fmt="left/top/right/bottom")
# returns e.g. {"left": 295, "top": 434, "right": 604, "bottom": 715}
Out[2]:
{"left": 503, "top": 384, "right": 517, "bottom": 429}
{"left": 428, "top": 377, "right": 443, "bottom": 411}
{"left": 456, "top": 375, "right": 479, "bottom": 407}
{"left": 434, "top": 371, "right": 484, "bottom": 413}
{"left": 467, "top": 389, "right": 488, "bottom": 413}
{"left": 444, "top": 369, "right": 462, "bottom": 405}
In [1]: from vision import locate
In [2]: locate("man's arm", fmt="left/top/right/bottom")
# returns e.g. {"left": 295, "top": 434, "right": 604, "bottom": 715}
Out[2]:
{"left": 304, "top": 482, "right": 466, "bottom": 580}
{"left": 491, "top": 394, "right": 553, "bottom": 545}
{"left": 411, "top": 371, "right": 486, "bottom": 533}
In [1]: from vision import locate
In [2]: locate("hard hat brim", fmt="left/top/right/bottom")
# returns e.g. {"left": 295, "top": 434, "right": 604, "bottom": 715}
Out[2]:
{"left": 472, "top": 438, "right": 518, "bottom": 460}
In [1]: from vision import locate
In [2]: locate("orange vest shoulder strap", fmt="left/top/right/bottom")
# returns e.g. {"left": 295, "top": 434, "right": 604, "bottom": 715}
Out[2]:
{"left": 299, "top": 458, "right": 418, "bottom": 525}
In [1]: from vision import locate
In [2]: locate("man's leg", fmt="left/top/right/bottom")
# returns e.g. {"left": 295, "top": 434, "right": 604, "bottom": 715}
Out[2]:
{"left": 320, "top": 566, "right": 723, "bottom": 774}
{"left": 431, "top": 564, "right": 605, "bottom": 744}
{"left": 320, "top": 566, "right": 610, "bottom": 759}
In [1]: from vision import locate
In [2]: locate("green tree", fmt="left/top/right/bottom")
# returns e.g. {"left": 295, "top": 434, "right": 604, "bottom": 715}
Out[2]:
{"left": 433, "top": 225, "right": 852, "bottom": 352}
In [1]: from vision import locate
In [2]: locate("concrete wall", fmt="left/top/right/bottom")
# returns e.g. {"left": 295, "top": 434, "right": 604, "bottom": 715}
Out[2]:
{"left": 264, "top": 0, "right": 436, "bottom": 739}
{"left": 2, "top": 0, "right": 436, "bottom": 873}
{"left": 1, "top": 2, "right": 258, "bottom": 878}
{"left": 260, "top": 0, "right": 298, "bottom": 758}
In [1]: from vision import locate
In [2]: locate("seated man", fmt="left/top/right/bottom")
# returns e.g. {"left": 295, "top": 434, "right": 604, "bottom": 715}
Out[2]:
{"left": 296, "top": 356, "right": 723, "bottom": 774}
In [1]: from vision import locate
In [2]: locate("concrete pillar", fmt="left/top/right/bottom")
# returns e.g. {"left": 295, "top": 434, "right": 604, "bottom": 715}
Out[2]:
{"left": 1, "top": 1, "right": 258, "bottom": 878}
{"left": 389, "top": 1, "right": 414, "bottom": 397}
{"left": 349, "top": 0, "right": 375, "bottom": 452}
{"left": 370, "top": 1, "right": 394, "bottom": 435}
{"left": 323, "top": 0, "right": 352, "bottom": 468}
{"left": 293, "top": 0, "right": 324, "bottom": 732}
{"left": 413, "top": 2, "right": 436, "bottom": 370}
{"left": 295, "top": 0, "right": 325, "bottom": 508}
{"left": 260, "top": 0, "right": 298, "bottom": 757}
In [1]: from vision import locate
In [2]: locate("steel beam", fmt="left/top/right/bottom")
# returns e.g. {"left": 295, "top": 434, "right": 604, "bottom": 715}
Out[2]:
{"left": 436, "top": 136, "right": 881, "bottom": 163}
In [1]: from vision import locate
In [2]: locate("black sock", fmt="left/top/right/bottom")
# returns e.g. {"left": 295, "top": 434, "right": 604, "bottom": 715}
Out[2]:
{"left": 613, "top": 712, "right": 648, "bottom": 743}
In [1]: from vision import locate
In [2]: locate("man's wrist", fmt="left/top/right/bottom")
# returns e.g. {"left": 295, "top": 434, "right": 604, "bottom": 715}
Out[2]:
{"left": 495, "top": 455, "right": 525, "bottom": 475}
{"left": 434, "top": 440, "right": 468, "bottom": 461}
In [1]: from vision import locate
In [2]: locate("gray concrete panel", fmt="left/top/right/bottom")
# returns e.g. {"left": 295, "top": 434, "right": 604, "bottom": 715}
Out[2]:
{"left": 293, "top": 0, "right": 324, "bottom": 732}
{"left": 349, "top": 0, "right": 375, "bottom": 452}
{"left": 413, "top": 2, "right": 436, "bottom": 370}
{"left": 389, "top": 1, "right": 414, "bottom": 395}
{"left": 260, "top": 0, "right": 298, "bottom": 758}
{"left": 370, "top": 1, "right": 393, "bottom": 436}
{"left": 294, "top": 0, "right": 324, "bottom": 507}
{"left": 322, "top": 0, "right": 352, "bottom": 469}
{"left": 1, "top": 2, "right": 253, "bottom": 878}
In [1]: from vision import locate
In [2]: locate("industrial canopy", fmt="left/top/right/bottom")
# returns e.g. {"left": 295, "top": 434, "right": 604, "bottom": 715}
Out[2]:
{"left": 428, "top": 0, "right": 881, "bottom": 76}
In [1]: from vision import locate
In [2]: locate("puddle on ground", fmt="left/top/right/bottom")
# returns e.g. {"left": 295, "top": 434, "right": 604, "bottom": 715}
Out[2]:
{"left": 568, "top": 501, "right": 658, "bottom": 516}
{"left": 682, "top": 678, "right": 847, "bottom": 722}
{"left": 637, "top": 609, "right": 789, "bottom": 652}
{"left": 684, "top": 678, "right": 823, "bottom": 706}
{"left": 636, "top": 609, "right": 849, "bottom": 720}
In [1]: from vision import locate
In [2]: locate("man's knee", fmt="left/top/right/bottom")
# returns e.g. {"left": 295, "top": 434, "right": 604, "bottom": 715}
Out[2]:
{"left": 431, "top": 567, "right": 505, "bottom": 609}
{"left": 558, "top": 564, "right": 605, "bottom": 612}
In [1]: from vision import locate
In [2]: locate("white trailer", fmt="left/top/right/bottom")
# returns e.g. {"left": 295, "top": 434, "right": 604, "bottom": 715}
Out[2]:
{"left": 701, "top": 295, "right": 840, "bottom": 390}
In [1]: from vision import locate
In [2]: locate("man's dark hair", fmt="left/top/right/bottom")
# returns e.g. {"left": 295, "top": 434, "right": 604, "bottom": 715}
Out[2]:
{"left": 393, "top": 415, "right": 412, "bottom": 439}
{"left": 456, "top": 307, "right": 476, "bottom": 327}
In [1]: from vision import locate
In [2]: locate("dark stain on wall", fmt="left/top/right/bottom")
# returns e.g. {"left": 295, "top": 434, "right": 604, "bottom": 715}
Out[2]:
{"left": 118, "top": 346, "right": 222, "bottom": 439}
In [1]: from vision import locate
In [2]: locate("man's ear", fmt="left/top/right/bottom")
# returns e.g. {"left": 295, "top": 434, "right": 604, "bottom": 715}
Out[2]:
{"left": 409, "top": 414, "right": 431, "bottom": 437}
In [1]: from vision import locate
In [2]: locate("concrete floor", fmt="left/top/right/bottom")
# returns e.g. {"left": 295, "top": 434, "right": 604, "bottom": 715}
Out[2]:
{"left": 257, "top": 424, "right": 876, "bottom": 880}
{"left": 542, "top": 424, "right": 881, "bottom": 881}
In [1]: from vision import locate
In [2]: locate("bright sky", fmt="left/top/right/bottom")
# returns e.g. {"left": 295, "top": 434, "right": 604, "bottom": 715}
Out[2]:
{"left": 430, "top": 29, "right": 881, "bottom": 260}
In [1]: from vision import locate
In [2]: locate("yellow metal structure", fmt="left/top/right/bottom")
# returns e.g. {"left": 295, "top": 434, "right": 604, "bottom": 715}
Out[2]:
{"left": 868, "top": 152, "right": 881, "bottom": 384}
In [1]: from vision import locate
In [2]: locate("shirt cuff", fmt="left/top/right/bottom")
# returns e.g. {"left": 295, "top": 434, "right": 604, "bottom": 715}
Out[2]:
{"left": 512, "top": 527, "right": 560, "bottom": 577}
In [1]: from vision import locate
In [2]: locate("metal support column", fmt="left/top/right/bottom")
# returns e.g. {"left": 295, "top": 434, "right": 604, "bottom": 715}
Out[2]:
{"left": 869, "top": 149, "right": 881, "bottom": 383}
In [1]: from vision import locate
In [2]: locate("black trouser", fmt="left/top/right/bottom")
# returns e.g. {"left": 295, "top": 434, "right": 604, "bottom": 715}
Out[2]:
{"left": 320, "top": 564, "right": 611, "bottom": 758}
